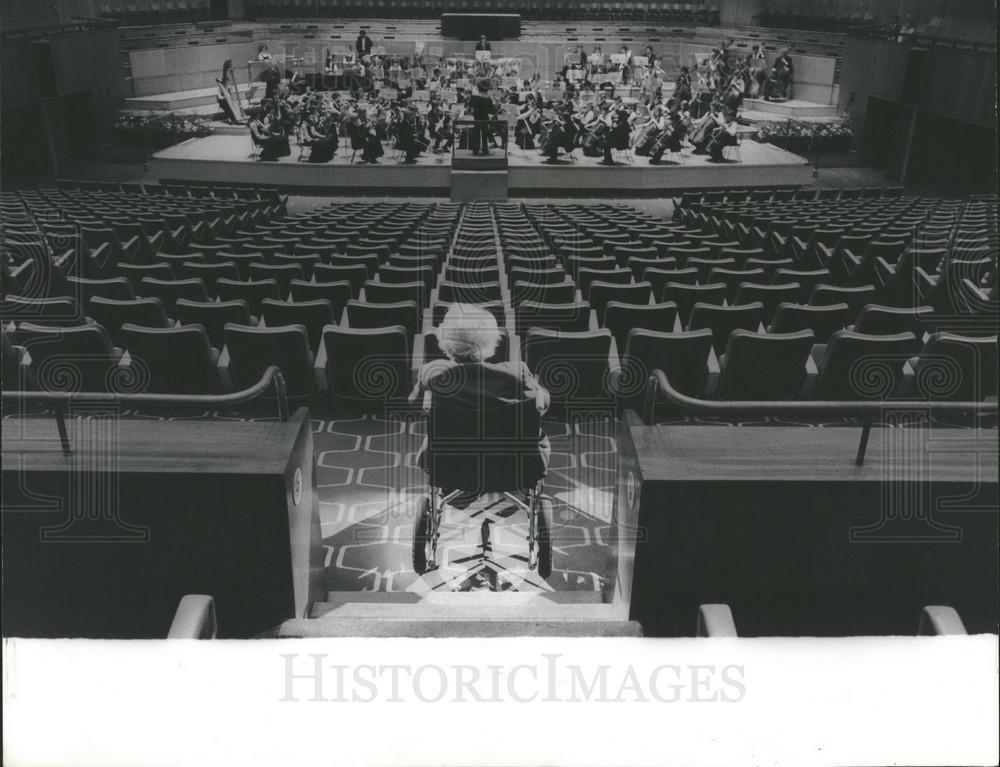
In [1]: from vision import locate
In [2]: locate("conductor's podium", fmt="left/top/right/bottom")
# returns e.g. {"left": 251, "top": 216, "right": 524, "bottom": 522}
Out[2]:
{"left": 2, "top": 409, "right": 324, "bottom": 638}
{"left": 615, "top": 412, "right": 1000, "bottom": 637}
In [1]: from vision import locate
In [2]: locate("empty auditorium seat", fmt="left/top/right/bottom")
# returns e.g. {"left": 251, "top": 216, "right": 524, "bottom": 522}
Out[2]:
{"left": 602, "top": 301, "right": 678, "bottom": 351}
{"left": 906, "top": 333, "right": 999, "bottom": 402}
{"left": 522, "top": 328, "right": 616, "bottom": 406}
{"left": 733, "top": 282, "right": 801, "bottom": 322}
{"left": 515, "top": 300, "right": 591, "bottom": 335}
{"left": 852, "top": 304, "right": 933, "bottom": 338}
{"left": 216, "top": 278, "right": 282, "bottom": 316}
{"left": 223, "top": 324, "right": 315, "bottom": 400}
{"left": 346, "top": 299, "right": 420, "bottom": 339}
{"left": 769, "top": 302, "right": 851, "bottom": 344}
{"left": 139, "top": 277, "right": 210, "bottom": 312}
{"left": 716, "top": 330, "right": 815, "bottom": 400}
{"left": 688, "top": 302, "right": 765, "bottom": 354}
{"left": 175, "top": 298, "right": 252, "bottom": 351}
{"left": 2, "top": 295, "right": 86, "bottom": 327}
{"left": 121, "top": 324, "right": 221, "bottom": 394}
{"left": 805, "top": 331, "right": 920, "bottom": 400}
{"left": 19, "top": 322, "right": 122, "bottom": 393}
{"left": 67, "top": 276, "right": 136, "bottom": 302}
{"left": 86, "top": 296, "right": 170, "bottom": 346}
{"left": 320, "top": 325, "right": 412, "bottom": 408}
{"left": 260, "top": 298, "right": 336, "bottom": 352}
{"left": 617, "top": 328, "right": 714, "bottom": 406}
{"left": 512, "top": 280, "right": 576, "bottom": 306}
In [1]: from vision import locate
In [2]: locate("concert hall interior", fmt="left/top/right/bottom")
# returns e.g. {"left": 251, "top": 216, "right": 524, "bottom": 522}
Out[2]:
{"left": 1, "top": 0, "right": 997, "bottom": 646}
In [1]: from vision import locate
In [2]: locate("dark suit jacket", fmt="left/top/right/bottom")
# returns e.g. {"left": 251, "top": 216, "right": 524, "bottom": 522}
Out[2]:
{"left": 356, "top": 35, "right": 372, "bottom": 56}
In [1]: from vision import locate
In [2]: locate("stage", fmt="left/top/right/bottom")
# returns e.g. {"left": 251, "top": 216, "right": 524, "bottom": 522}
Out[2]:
{"left": 148, "top": 132, "right": 814, "bottom": 196}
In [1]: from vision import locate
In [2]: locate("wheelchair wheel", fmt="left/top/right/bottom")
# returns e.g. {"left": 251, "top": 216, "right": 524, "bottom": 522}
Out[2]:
{"left": 537, "top": 498, "right": 553, "bottom": 579}
{"left": 412, "top": 498, "right": 431, "bottom": 574}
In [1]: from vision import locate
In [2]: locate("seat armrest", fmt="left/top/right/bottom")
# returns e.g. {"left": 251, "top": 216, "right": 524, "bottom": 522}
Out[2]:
{"left": 167, "top": 594, "right": 217, "bottom": 639}
{"left": 313, "top": 338, "right": 328, "bottom": 392}
{"left": 217, "top": 345, "right": 233, "bottom": 390}
{"left": 918, "top": 605, "right": 967, "bottom": 636}
{"left": 697, "top": 604, "right": 738, "bottom": 638}
{"left": 589, "top": 309, "right": 599, "bottom": 331}
{"left": 508, "top": 332, "right": 522, "bottom": 367}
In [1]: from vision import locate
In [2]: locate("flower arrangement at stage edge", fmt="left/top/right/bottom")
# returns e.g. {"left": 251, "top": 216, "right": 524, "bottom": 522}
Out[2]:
{"left": 111, "top": 112, "right": 214, "bottom": 150}
{"left": 753, "top": 118, "right": 855, "bottom": 153}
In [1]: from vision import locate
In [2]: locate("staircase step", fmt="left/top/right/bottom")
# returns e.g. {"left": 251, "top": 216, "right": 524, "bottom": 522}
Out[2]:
{"left": 280, "top": 617, "right": 642, "bottom": 638}
{"left": 310, "top": 594, "right": 617, "bottom": 622}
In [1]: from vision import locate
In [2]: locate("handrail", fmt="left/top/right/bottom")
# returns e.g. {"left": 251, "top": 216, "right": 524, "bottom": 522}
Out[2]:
{"left": 2, "top": 365, "right": 289, "bottom": 455}
{"left": 644, "top": 369, "right": 998, "bottom": 466}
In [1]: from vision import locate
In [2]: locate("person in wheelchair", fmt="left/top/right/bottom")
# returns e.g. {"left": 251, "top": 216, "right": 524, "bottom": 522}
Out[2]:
{"left": 409, "top": 304, "right": 551, "bottom": 476}
{"left": 408, "top": 304, "right": 554, "bottom": 576}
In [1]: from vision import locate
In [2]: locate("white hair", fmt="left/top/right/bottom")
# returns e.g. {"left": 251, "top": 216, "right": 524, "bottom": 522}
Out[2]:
{"left": 436, "top": 304, "right": 501, "bottom": 363}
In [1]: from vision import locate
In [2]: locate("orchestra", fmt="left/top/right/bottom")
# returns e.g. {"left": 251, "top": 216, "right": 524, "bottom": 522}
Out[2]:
{"left": 235, "top": 33, "right": 793, "bottom": 166}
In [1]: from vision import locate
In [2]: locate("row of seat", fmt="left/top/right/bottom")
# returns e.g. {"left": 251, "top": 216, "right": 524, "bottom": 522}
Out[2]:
{"left": 4, "top": 194, "right": 996, "bottom": 419}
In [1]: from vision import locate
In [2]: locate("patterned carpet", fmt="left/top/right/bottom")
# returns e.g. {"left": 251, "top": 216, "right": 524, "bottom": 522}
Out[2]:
{"left": 314, "top": 413, "right": 616, "bottom": 594}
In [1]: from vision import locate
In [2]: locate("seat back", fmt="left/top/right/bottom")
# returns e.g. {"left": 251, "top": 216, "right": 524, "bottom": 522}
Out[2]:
{"left": 346, "top": 299, "right": 420, "bottom": 338}
{"left": 19, "top": 322, "right": 119, "bottom": 392}
{"left": 619, "top": 328, "right": 713, "bottom": 403}
{"left": 814, "top": 330, "right": 920, "bottom": 400}
{"left": 912, "top": 333, "right": 998, "bottom": 401}
{"left": 717, "top": 330, "right": 815, "bottom": 400}
{"left": 261, "top": 298, "right": 335, "bottom": 352}
{"left": 770, "top": 302, "right": 850, "bottom": 343}
{"left": 688, "top": 301, "right": 765, "bottom": 354}
{"left": 602, "top": 301, "right": 678, "bottom": 351}
{"left": 523, "top": 328, "right": 613, "bottom": 404}
{"left": 809, "top": 283, "right": 877, "bottom": 316}
{"left": 216, "top": 278, "right": 281, "bottom": 315}
{"left": 854, "top": 304, "right": 933, "bottom": 337}
{"left": 86, "top": 296, "right": 170, "bottom": 346}
{"left": 515, "top": 300, "right": 590, "bottom": 334}
{"left": 321, "top": 325, "right": 411, "bottom": 405}
{"left": 223, "top": 324, "right": 314, "bottom": 399}
{"left": 663, "top": 282, "right": 727, "bottom": 324}
{"left": 175, "top": 298, "right": 252, "bottom": 350}
{"left": 512, "top": 280, "right": 576, "bottom": 305}
{"left": 139, "top": 277, "right": 209, "bottom": 311}
{"left": 426, "top": 396, "right": 546, "bottom": 493}
{"left": 121, "top": 324, "right": 218, "bottom": 394}
{"left": 588, "top": 281, "right": 652, "bottom": 318}
{"left": 2, "top": 295, "right": 85, "bottom": 327}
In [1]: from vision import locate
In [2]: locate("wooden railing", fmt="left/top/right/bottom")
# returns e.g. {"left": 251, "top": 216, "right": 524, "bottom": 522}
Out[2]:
{"left": 1, "top": 365, "right": 290, "bottom": 455}
{"left": 644, "top": 369, "right": 998, "bottom": 466}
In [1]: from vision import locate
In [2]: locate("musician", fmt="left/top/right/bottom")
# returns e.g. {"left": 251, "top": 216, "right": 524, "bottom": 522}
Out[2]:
{"left": 675, "top": 66, "right": 693, "bottom": 104}
{"left": 289, "top": 66, "right": 307, "bottom": 96}
{"left": 589, "top": 46, "right": 604, "bottom": 76}
{"left": 354, "top": 108, "right": 384, "bottom": 163}
{"left": 475, "top": 35, "right": 492, "bottom": 53}
{"left": 617, "top": 45, "right": 633, "bottom": 84}
{"left": 257, "top": 45, "right": 272, "bottom": 62}
{"left": 649, "top": 109, "right": 687, "bottom": 165}
{"left": 356, "top": 30, "right": 373, "bottom": 60}
{"left": 516, "top": 94, "right": 542, "bottom": 150}
{"left": 600, "top": 100, "right": 632, "bottom": 166}
{"left": 218, "top": 59, "right": 244, "bottom": 124}
{"left": 468, "top": 78, "right": 495, "bottom": 155}
{"left": 249, "top": 107, "right": 291, "bottom": 161}
{"left": 305, "top": 108, "right": 339, "bottom": 164}
{"left": 765, "top": 50, "right": 794, "bottom": 101}
{"left": 397, "top": 102, "right": 428, "bottom": 163}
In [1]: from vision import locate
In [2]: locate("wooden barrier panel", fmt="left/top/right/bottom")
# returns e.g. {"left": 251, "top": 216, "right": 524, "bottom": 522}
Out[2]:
{"left": 615, "top": 413, "right": 999, "bottom": 637}
{"left": 2, "top": 408, "right": 324, "bottom": 638}
{"left": 440, "top": 13, "right": 521, "bottom": 41}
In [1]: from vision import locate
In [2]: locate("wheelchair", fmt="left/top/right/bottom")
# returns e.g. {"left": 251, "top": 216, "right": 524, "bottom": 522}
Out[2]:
{"left": 412, "top": 396, "right": 553, "bottom": 579}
